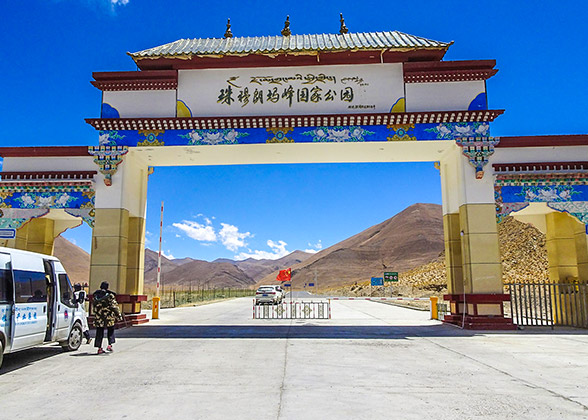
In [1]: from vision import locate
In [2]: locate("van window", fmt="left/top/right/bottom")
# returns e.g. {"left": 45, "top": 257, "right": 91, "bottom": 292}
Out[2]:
{"left": 14, "top": 270, "right": 47, "bottom": 303}
{"left": 0, "top": 253, "right": 12, "bottom": 303}
{"left": 58, "top": 273, "right": 75, "bottom": 308}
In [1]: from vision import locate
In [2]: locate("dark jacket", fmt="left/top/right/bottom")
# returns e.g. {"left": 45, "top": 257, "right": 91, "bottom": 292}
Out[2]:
{"left": 93, "top": 289, "right": 122, "bottom": 328}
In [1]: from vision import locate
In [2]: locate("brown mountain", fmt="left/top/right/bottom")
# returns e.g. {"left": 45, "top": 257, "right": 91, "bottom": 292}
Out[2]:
{"left": 146, "top": 259, "right": 256, "bottom": 289}
{"left": 143, "top": 248, "right": 188, "bottom": 284}
{"left": 53, "top": 236, "right": 90, "bottom": 286}
{"left": 215, "top": 250, "right": 313, "bottom": 281}
{"left": 257, "top": 203, "right": 444, "bottom": 288}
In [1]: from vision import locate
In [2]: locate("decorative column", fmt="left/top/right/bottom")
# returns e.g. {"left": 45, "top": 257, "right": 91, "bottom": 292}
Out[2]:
{"left": 89, "top": 148, "right": 149, "bottom": 324}
{"left": 89, "top": 208, "right": 129, "bottom": 293}
{"left": 546, "top": 212, "right": 582, "bottom": 283}
{"left": 124, "top": 216, "right": 146, "bottom": 315}
{"left": 545, "top": 212, "right": 588, "bottom": 325}
{"left": 25, "top": 218, "right": 55, "bottom": 255}
{"left": 442, "top": 144, "right": 515, "bottom": 329}
{"left": 439, "top": 150, "right": 464, "bottom": 299}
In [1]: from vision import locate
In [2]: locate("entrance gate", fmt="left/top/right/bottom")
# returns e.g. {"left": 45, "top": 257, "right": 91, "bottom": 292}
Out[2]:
{"left": 0, "top": 27, "right": 587, "bottom": 329}
{"left": 253, "top": 300, "right": 331, "bottom": 320}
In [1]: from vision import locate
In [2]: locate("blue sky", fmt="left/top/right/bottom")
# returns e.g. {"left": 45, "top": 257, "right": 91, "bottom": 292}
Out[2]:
{"left": 1, "top": 1, "right": 586, "bottom": 261}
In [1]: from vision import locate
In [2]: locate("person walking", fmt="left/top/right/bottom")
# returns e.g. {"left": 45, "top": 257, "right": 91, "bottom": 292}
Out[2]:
{"left": 73, "top": 283, "right": 92, "bottom": 344}
{"left": 93, "top": 281, "right": 122, "bottom": 355}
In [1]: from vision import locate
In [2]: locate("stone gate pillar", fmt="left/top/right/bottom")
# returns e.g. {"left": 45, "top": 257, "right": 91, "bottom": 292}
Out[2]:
{"left": 90, "top": 148, "right": 149, "bottom": 322}
{"left": 441, "top": 145, "right": 515, "bottom": 329}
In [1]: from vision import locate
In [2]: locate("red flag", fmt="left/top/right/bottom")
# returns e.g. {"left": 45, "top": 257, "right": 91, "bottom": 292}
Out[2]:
{"left": 276, "top": 268, "right": 291, "bottom": 282}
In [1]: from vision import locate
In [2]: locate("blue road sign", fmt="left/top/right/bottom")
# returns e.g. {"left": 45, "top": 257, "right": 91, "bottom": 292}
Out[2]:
{"left": 0, "top": 229, "right": 16, "bottom": 239}
{"left": 308, "top": 282, "right": 315, "bottom": 287}
{"left": 371, "top": 277, "right": 384, "bottom": 286}
{"left": 283, "top": 283, "right": 291, "bottom": 287}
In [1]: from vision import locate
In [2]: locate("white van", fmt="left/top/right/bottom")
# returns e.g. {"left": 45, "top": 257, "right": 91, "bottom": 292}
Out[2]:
{"left": 0, "top": 247, "right": 85, "bottom": 369}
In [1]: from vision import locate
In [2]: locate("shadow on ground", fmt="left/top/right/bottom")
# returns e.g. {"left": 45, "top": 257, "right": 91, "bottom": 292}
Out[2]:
{"left": 0, "top": 345, "right": 63, "bottom": 375}
{"left": 114, "top": 324, "right": 588, "bottom": 340}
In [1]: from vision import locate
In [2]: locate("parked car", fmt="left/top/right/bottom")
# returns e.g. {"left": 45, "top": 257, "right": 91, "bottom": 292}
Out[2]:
{"left": 255, "top": 285, "right": 284, "bottom": 305}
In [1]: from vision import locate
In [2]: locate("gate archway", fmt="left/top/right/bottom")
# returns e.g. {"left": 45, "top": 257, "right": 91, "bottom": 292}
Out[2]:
{"left": 1, "top": 28, "right": 586, "bottom": 329}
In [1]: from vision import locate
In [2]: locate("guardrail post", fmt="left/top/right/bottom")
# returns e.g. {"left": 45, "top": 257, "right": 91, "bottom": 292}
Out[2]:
{"left": 430, "top": 296, "right": 438, "bottom": 320}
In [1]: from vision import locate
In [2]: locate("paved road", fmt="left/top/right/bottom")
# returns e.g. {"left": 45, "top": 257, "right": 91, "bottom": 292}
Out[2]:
{"left": 1, "top": 298, "right": 588, "bottom": 419}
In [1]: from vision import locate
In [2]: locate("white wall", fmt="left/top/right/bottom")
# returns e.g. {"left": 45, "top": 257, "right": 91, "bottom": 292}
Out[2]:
{"left": 103, "top": 90, "right": 176, "bottom": 118}
{"left": 406, "top": 80, "right": 486, "bottom": 112}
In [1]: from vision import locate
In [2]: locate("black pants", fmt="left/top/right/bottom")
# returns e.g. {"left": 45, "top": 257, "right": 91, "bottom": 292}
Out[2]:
{"left": 95, "top": 326, "right": 115, "bottom": 348}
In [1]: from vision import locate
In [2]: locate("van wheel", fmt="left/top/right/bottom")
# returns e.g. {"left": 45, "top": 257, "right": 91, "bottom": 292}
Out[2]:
{"left": 62, "top": 323, "right": 82, "bottom": 352}
{"left": 0, "top": 340, "right": 4, "bottom": 370}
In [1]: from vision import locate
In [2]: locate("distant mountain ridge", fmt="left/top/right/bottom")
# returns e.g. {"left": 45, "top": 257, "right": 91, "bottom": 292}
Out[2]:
{"left": 55, "top": 203, "right": 444, "bottom": 291}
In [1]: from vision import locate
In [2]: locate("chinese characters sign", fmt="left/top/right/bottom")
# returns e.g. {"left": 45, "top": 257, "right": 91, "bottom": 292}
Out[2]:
{"left": 177, "top": 63, "right": 404, "bottom": 117}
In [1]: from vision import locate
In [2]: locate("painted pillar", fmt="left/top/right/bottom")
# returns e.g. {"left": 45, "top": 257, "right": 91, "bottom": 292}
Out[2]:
{"left": 546, "top": 212, "right": 580, "bottom": 283}
{"left": 125, "top": 216, "right": 146, "bottom": 314}
{"left": 89, "top": 208, "right": 129, "bottom": 293}
{"left": 545, "top": 212, "right": 588, "bottom": 325}
{"left": 440, "top": 150, "right": 464, "bottom": 297}
{"left": 442, "top": 146, "right": 514, "bottom": 329}
{"left": 26, "top": 218, "right": 55, "bottom": 255}
{"left": 90, "top": 149, "right": 148, "bottom": 321}
{"left": 573, "top": 221, "right": 588, "bottom": 283}
{"left": 14, "top": 223, "right": 29, "bottom": 250}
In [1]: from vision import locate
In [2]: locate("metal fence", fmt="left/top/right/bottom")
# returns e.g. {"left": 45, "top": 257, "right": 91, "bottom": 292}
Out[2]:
{"left": 505, "top": 283, "right": 588, "bottom": 329}
{"left": 253, "top": 300, "right": 331, "bottom": 319}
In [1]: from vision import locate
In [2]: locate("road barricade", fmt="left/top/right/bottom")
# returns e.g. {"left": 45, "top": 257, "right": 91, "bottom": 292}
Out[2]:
{"left": 253, "top": 300, "right": 331, "bottom": 319}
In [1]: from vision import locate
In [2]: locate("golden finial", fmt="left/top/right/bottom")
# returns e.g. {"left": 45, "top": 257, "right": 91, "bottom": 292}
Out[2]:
{"left": 281, "top": 15, "right": 292, "bottom": 36}
{"left": 339, "top": 13, "right": 348, "bottom": 34}
{"left": 224, "top": 18, "right": 233, "bottom": 38}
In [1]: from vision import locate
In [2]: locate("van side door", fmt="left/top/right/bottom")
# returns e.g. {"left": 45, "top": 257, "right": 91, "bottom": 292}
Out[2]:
{"left": 52, "top": 261, "right": 75, "bottom": 342}
{"left": 11, "top": 253, "right": 49, "bottom": 350}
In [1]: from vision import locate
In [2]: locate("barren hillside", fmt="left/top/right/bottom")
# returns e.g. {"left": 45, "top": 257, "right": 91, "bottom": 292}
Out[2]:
{"left": 258, "top": 203, "right": 444, "bottom": 288}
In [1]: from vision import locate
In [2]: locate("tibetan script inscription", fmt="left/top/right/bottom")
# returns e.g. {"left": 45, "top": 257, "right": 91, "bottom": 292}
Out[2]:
{"left": 218, "top": 74, "right": 356, "bottom": 108}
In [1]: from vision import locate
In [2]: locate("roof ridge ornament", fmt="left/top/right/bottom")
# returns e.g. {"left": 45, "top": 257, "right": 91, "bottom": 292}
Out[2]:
{"left": 339, "top": 13, "right": 348, "bottom": 34}
{"left": 281, "top": 15, "right": 291, "bottom": 37}
{"left": 224, "top": 18, "right": 233, "bottom": 39}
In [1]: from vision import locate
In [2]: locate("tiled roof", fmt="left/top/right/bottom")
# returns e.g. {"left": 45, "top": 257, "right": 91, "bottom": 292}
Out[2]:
{"left": 129, "top": 31, "right": 451, "bottom": 59}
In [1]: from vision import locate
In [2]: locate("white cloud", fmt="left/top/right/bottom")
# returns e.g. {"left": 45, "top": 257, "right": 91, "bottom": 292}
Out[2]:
{"left": 110, "top": 0, "right": 129, "bottom": 5}
{"left": 162, "top": 250, "right": 175, "bottom": 260}
{"left": 173, "top": 219, "right": 217, "bottom": 242}
{"left": 235, "top": 240, "right": 290, "bottom": 261}
{"left": 219, "top": 223, "right": 251, "bottom": 251}
{"left": 304, "top": 240, "right": 323, "bottom": 254}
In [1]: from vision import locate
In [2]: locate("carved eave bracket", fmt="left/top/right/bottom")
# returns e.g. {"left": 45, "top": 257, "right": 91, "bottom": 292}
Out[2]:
{"left": 456, "top": 136, "right": 500, "bottom": 179}
{"left": 88, "top": 145, "right": 129, "bottom": 186}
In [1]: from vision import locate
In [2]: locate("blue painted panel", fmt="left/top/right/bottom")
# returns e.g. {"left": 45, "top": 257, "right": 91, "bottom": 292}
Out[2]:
{"left": 97, "top": 121, "right": 493, "bottom": 147}
{"left": 0, "top": 191, "right": 94, "bottom": 209}
{"left": 500, "top": 185, "right": 588, "bottom": 203}
{"left": 101, "top": 103, "right": 120, "bottom": 119}
{"left": 468, "top": 93, "right": 488, "bottom": 111}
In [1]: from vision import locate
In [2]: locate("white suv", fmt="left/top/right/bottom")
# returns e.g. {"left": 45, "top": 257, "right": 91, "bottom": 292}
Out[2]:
{"left": 255, "top": 285, "right": 285, "bottom": 305}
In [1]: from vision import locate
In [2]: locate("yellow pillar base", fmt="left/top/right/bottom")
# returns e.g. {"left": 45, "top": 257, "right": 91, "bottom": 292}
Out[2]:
{"left": 89, "top": 208, "right": 129, "bottom": 294}
{"left": 459, "top": 203, "right": 503, "bottom": 294}
{"left": 25, "top": 218, "right": 55, "bottom": 255}
{"left": 443, "top": 213, "right": 464, "bottom": 294}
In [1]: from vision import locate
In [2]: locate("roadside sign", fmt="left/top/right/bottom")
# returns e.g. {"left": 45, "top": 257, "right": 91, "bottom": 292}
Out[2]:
{"left": 0, "top": 229, "right": 16, "bottom": 239}
{"left": 371, "top": 277, "right": 384, "bottom": 286}
{"left": 308, "top": 282, "right": 315, "bottom": 287}
{"left": 384, "top": 272, "right": 399, "bottom": 282}
{"left": 283, "top": 283, "right": 291, "bottom": 288}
